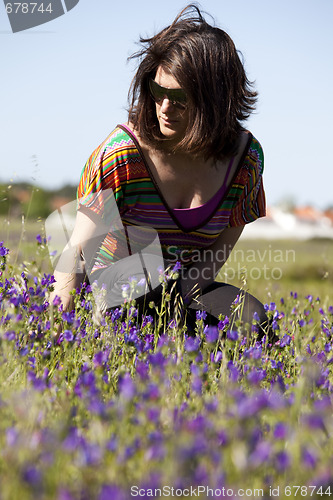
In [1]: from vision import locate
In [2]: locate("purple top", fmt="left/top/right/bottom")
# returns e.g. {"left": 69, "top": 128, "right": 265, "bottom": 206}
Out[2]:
{"left": 172, "top": 158, "right": 234, "bottom": 230}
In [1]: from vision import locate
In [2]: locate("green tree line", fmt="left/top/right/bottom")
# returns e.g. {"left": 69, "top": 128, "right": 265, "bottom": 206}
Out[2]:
{"left": 0, "top": 182, "right": 77, "bottom": 219}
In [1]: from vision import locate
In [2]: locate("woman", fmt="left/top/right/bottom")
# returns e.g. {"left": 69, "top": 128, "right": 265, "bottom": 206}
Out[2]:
{"left": 51, "top": 5, "right": 268, "bottom": 333}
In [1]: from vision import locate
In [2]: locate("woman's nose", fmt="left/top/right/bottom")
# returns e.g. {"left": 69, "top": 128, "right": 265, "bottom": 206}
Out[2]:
{"left": 160, "top": 96, "right": 173, "bottom": 112}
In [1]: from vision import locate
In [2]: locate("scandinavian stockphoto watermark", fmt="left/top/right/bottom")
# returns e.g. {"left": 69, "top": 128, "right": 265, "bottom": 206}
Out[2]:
{"left": 3, "top": 0, "right": 80, "bottom": 33}
{"left": 166, "top": 244, "right": 296, "bottom": 283}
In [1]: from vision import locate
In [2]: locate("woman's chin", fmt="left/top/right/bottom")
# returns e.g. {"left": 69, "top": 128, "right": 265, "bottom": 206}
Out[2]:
{"left": 159, "top": 124, "right": 184, "bottom": 143}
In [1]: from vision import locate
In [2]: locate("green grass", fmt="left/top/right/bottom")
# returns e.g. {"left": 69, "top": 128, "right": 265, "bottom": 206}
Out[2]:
{"left": 2, "top": 215, "right": 333, "bottom": 304}
{"left": 218, "top": 238, "right": 333, "bottom": 304}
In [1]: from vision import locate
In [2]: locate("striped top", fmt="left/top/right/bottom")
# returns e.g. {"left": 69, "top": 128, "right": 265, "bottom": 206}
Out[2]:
{"left": 77, "top": 125, "right": 266, "bottom": 274}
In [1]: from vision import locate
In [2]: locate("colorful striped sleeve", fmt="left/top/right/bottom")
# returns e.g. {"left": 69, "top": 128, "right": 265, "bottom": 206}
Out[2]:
{"left": 228, "top": 137, "right": 266, "bottom": 227}
{"left": 77, "top": 129, "right": 125, "bottom": 225}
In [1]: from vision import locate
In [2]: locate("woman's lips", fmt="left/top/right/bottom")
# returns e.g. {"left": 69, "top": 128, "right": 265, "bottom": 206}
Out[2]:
{"left": 160, "top": 116, "right": 177, "bottom": 125}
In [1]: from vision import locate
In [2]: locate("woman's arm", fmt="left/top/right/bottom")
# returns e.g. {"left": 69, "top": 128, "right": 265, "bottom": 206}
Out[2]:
{"left": 50, "top": 209, "right": 103, "bottom": 311}
{"left": 179, "top": 226, "right": 244, "bottom": 301}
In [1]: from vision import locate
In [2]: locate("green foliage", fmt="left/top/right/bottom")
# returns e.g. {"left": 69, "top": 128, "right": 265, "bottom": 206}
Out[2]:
{"left": 0, "top": 182, "right": 76, "bottom": 219}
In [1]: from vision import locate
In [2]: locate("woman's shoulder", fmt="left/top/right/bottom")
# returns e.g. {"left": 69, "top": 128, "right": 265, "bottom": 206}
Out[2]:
{"left": 85, "top": 125, "right": 141, "bottom": 173}
{"left": 244, "top": 131, "right": 264, "bottom": 175}
{"left": 98, "top": 124, "right": 138, "bottom": 154}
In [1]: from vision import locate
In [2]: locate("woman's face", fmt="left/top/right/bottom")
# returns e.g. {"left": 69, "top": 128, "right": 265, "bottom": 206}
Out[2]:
{"left": 153, "top": 66, "right": 189, "bottom": 145}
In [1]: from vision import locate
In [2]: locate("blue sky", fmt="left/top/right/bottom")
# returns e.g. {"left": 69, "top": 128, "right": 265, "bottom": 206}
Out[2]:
{"left": 1, "top": 0, "right": 333, "bottom": 208}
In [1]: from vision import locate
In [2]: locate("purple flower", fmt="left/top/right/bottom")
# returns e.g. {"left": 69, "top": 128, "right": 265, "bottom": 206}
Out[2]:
{"left": 146, "top": 444, "right": 166, "bottom": 463}
{"left": 110, "top": 308, "right": 122, "bottom": 321}
{"left": 205, "top": 398, "right": 218, "bottom": 413}
{"left": 89, "top": 398, "right": 106, "bottom": 416}
{"left": 135, "top": 360, "right": 149, "bottom": 380}
{"left": 137, "top": 278, "right": 146, "bottom": 288}
{"left": 250, "top": 441, "right": 271, "bottom": 465}
{"left": 147, "top": 407, "right": 160, "bottom": 423}
{"left": 124, "top": 329, "right": 140, "bottom": 346}
{"left": 57, "top": 488, "right": 76, "bottom": 500}
{"left": 62, "top": 426, "right": 85, "bottom": 452}
{"left": 4, "top": 330, "right": 16, "bottom": 341}
{"left": 211, "top": 351, "right": 223, "bottom": 364}
{"left": 27, "top": 371, "right": 48, "bottom": 391}
{"left": 279, "top": 334, "right": 291, "bottom": 347}
{"left": 172, "top": 261, "right": 181, "bottom": 272}
{"left": 144, "top": 383, "right": 160, "bottom": 400}
{"left": 61, "top": 311, "right": 75, "bottom": 324}
{"left": 191, "top": 376, "right": 202, "bottom": 394}
{"left": 227, "top": 329, "right": 238, "bottom": 341}
{"left": 6, "top": 427, "right": 19, "bottom": 446}
{"left": 184, "top": 336, "right": 201, "bottom": 352}
{"left": 20, "top": 347, "right": 29, "bottom": 357}
{"left": 81, "top": 442, "right": 102, "bottom": 466}
{"left": 237, "top": 393, "right": 268, "bottom": 418}
{"left": 253, "top": 311, "right": 260, "bottom": 322}
{"left": 299, "top": 319, "right": 306, "bottom": 328}
{"left": 274, "top": 422, "right": 288, "bottom": 439}
{"left": 0, "top": 243, "right": 9, "bottom": 257}
{"left": 121, "top": 283, "right": 130, "bottom": 294}
{"left": 22, "top": 466, "right": 42, "bottom": 486}
{"left": 233, "top": 294, "right": 241, "bottom": 305}
{"left": 217, "top": 429, "right": 228, "bottom": 446}
{"left": 63, "top": 330, "right": 74, "bottom": 342}
{"left": 205, "top": 325, "right": 219, "bottom": 343}
{"left": 314, "top": 396, "right": 331, "bottom": 411}
{"left": 52, "top": 295, "right": 61, "bottom": 306}
{"left": 194, "top": 464, "right": 209, "bottom": 483}
{"left": 196, "top": 310, "right": 207, "bottom": 321}
{"left": 119, "top": 373, "right": 136, "bottom": 401}
{"left": 275, "top": 450, "right": 290, "bottom": 472}
{"left": 227, "top": 361, "right": 240, "bottom": 382}
{"left": 99, "top": 485, "right": 127, "bottom": 500}
{"left": 94, "top": 350, "right": 109, "bottom": 367}
{"left": 247, "top": 369, "right": 266, "bottom": 385}
{"left": 106, "top": 435, "right": 118, "bottom": 452}
{"left": 81, "top": 370, "right": 96, "bottom": 388}
{"left": 302, "top": 447, "right": 317, "bottom": 468}
{"left": 148, "top": 352, "right": 166, "bottom": 367}
{"left": 244, "top": 345, "right": 262, "bottom": 360}
{"left": 218, "top": 316, "right": 229, "bottom": 330}
{"left": 302, "top": 413, "right": 325, "bottom": 431}
{"left": 41, "top": 273, "right": 56, "bottom": 287}
{"left": 141, "top": 315, "right": 154, "bottom": 327}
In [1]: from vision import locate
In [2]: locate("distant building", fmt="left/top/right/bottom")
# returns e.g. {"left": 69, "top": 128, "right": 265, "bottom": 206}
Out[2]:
{"left": 242, "top": 205, "right": 333, "bottom": 240}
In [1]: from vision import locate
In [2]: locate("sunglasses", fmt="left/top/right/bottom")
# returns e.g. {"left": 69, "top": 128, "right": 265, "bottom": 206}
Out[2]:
{"left": 149, "top": 78, "right": 187, "bottom": 110}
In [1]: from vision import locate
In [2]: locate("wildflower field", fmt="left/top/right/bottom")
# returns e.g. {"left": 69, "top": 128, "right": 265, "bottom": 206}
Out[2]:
{"left": 1, "top": 223, "right": 333, "bottom": 500}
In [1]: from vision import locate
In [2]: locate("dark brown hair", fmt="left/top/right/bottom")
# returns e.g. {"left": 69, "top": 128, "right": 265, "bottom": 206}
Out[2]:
{"left": 128, "top": 4, "right": 257, "bottom": 161}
